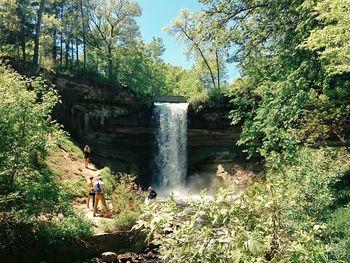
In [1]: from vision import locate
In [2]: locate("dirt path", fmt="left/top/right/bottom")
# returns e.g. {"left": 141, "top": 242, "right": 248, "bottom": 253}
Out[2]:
{"left": 76, "top": 165, "right": 114, "bottom": 235}
{"left": 48, "top": 146, "right": 114, "bottom": 235}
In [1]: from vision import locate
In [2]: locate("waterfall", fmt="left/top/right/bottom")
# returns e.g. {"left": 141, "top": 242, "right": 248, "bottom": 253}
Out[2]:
{"left": 153, "top": 102, "right": 189, "bottom": 195}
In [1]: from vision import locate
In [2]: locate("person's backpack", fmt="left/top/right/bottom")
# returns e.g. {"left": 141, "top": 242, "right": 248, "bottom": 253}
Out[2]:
{"left": 94, "top": 182, "right": 102, "bottom": 193}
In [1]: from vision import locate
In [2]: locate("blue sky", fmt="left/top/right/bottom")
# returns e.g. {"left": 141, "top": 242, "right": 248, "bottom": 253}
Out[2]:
{"left": 135, "top": 0, "right": 201, "bottom": 69}
{"left": 134, "top": 0, "right": 239, "bottom": 82}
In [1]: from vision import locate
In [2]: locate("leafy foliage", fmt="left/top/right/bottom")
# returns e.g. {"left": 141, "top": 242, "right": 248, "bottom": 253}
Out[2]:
{"left": 101, "top": 173, "right": 144, "bottom": 232}
{"left": 196, "top": 0, "right": 350, "bottom": 157}
{"left": 0, "top": 0, "right": 227, "bottom": 102}
{"left": 304, "top": 0, "right": 350, "bottom": 75}
{"left": 135, "top": 148, "right": 350, "bottom": 262}
{"left": 0, "top": 65, "right": 91, "bottom": 257}
{"left": 326, "top": 205, "right": 350, "bottom": 261}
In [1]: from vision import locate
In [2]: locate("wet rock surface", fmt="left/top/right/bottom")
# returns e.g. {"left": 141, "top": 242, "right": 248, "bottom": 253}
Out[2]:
{"left": 102, "top": 252, "right": 118, "bottom": 262}
{"left": 83, "top": 246, "right": 162, "bottom": 263}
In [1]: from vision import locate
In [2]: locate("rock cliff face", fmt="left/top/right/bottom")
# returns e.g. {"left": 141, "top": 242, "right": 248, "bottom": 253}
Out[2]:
{"left": 186, "top": 102, "right": 261, "bottom": 189}
{"left": 52, "top": 77, "right": 257, "bottom": 185}
{"left": 53, "top": 76, "right": 154, "bottom": 184}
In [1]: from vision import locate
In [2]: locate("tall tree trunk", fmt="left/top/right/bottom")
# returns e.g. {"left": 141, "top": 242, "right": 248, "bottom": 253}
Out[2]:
{"left": 96, "top": 57, "right": 99, "bottom": 72}
{"left": 33, "top": 0, "right": 46, "bottom": 66}
{"left": 108, "top": 45, "right": 113, "bottom": 81}
{"left": 16, "top": 0, "right": 26, "bottom": 61}
{"left": 80, "top": 0, "right": 87, "bottom": 69}
{"left": 181, "top": 29, "right": 217, "bottom": 89}
{"left": 71, "top": 40, "right": 74, "bottom": 67}
{"left": 59, "top": 0, "right": 64, "bottom": 67}
{"left": 215, "top": 49, "right": 220, "bottom": 91}
{"left": 198, "top": 46, "right": 216, "bottom": 89}
{"left": 65, "top": 39, "right": 69, "bottom": 68}
{"left": 60, "top": 32, "right": 63, "bottom": 66}
{"left": 52, "top": 28, "right": 57, "bottom": 62}
{"left": 21, "top": 42, "right": 26, "bottom": 61}
{"left": 76, "top": 41, "right": 79, "bottom": 64}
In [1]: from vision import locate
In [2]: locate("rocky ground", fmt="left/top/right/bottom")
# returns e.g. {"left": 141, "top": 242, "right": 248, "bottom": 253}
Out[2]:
{"left": 83, "top": 248, "right": 163, "bottom": 263}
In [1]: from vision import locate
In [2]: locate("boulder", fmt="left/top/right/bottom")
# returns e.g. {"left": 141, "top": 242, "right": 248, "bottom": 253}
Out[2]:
{"left": 117, "top": 252, "right": 139, "bottom": 263}
{"left": 102, "top": 252, "right": 117, "bottom": 263}
{"left": 145, "top": 251, "right": 157, "bottom": 259}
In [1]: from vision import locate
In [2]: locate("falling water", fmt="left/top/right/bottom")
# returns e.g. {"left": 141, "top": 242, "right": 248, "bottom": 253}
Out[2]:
{"left": 153, "top": 102, "right": 189, "bottom": 195}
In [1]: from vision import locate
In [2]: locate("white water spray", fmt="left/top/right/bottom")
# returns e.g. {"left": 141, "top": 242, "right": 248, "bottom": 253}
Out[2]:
{"left": 153, "top": 102, "right": 189, "bottom": 195}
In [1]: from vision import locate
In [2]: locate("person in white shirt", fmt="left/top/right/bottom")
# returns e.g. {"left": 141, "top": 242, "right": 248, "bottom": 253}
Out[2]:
{"left": 93, "top": 176, "right": 110, "bottom": 217}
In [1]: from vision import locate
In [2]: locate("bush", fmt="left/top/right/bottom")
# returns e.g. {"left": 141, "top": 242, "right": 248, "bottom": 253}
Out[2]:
{"left": 101, "top": 173, "right": 144, "bottom": 232}
{"left": 0, "top": 64, "right": 92, "bottom": 258}
{"left": 103, "top": 209, "right": 139, "bottom": 232}
{"left": 134, "top": 147, "right": 350, "bottom": 262}
{"left": 326, "top": 205, "right": 350, "bottom": 261}
{"left": 37, "top": 213, "right": 92, "bottom": 245}
{"left": 100, "top": 167, "right": 114, "bottom": 197}
{"left": 60, "top": 177, "right": 87, "bottom": 198}
{"left": 332, "top": 169, "right": 350, "bottom": 208}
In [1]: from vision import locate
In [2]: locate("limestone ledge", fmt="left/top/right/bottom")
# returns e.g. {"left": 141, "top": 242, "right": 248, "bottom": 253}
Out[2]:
{"left": 51, "top": 77, "right": 254, "bottom": 185}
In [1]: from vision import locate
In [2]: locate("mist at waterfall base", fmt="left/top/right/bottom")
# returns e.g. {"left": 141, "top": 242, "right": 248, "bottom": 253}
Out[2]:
{"left": 152, "top": 102, "right": 216, "bottom": 199}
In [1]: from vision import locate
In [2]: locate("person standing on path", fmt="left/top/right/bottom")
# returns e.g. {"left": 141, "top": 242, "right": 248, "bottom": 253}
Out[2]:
{"left": 83, "top": 145, "right": 91, "bottom": 168}
{"left": 93, "top": 176, "right": 110, "bottom": 217}
{"left": 86, "top": 176, "right": 95, "bottom": 210}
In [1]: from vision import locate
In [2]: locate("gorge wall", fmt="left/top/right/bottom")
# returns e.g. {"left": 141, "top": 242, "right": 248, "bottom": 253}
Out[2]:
{"left": 52, "top": 77, "right": 258, "bottom": 185}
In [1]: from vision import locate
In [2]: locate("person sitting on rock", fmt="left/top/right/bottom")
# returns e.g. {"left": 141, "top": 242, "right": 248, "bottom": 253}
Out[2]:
{"left": 93, "top": 176, "right": 110, "bottom": 217}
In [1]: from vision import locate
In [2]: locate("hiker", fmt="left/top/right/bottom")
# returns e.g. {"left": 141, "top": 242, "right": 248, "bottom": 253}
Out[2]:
{"left": 86, "top": 176, "right": 95, "bottom": 209}
{"left": 132, "top": 183, "right": 139, "bottom": 193}
{"left": 93, "top": 176, "right": 110, "bottom": 217}
{"left": 145, "top": 187, "right": 157, "bottom": 204}
{"left": 147, "top": 187, "right": 157, "bottom": 200}
{"left": 83, "top": 145, "right": 91, "bottom": 168}
{"left": 136, "top": 185, "right": 143, "bottom": 195}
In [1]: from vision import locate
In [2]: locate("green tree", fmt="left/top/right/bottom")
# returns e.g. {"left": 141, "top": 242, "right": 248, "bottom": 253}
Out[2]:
{"left": 87, "top": 0, "right": 141, "bottom": 81}
{"left": 165, "top": 9, "right": 227, "bottom": 91}
{"left": 0, "top": 64, "right": 91, "bottom": 257}
{"left": 197, "top": 0, "right": 350, "bottom": 158}
{"left": 33, "top": 0, "right": 46, "bottom": 66}
{"left": 0, "top": 0, "right": 35, "bottom": 60}
{"left": 304, "top": 0, "right": 350, "bottom": 75}
{"left": 145, "top": 37, "right": 165, "bottom": 63}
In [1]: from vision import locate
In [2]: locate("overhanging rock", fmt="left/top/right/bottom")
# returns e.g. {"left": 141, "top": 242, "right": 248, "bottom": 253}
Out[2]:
{"left": 154, "top": 96, "right": 187, "bottom": 103}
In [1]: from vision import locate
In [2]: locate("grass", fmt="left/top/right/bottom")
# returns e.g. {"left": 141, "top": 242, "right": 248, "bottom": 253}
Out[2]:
{"left": 58, "top": 136, "right": 84, "bottom": 158}
{"left": 60, "top": 177, "right": 87, "bottom": 198}
{"left": 47, "top": 136, "right": 87, "bottom": 197}
{"left": 102, "top": 209, "right": 140, "bottom": 232}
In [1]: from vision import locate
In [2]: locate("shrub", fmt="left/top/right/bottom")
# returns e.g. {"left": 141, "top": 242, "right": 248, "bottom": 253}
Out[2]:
{"left": 100, "top": 167, "right": 114, "bottom": 197}
{"left": 134, "top": 147, "right": 350, "bottom": 262}
{"left": 103, "top": 209, "right": 139, "bottom": 232}
{"left": 60, "top": 177, "right": 87, "bottom": 199}
{"left": 0, "top": 64, "right": 92, "bottom": 258}
{"left": 36, "top": 213, "right": 92, "bottom": 245}
{"left": 101, "top": 173, "right": 145, "bottom": 233}
{"left": 326, "top": 205, "right": 350, "bottom": 261}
